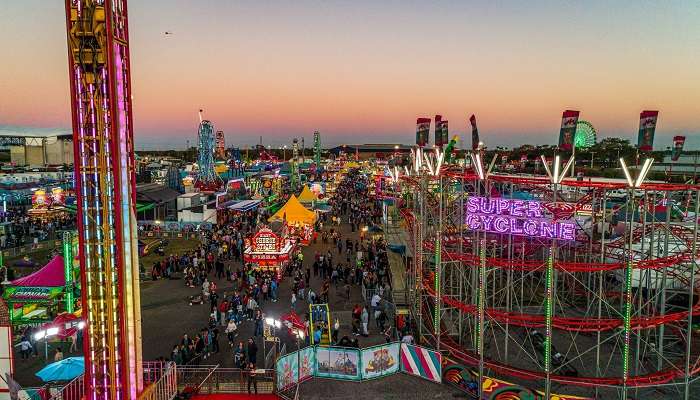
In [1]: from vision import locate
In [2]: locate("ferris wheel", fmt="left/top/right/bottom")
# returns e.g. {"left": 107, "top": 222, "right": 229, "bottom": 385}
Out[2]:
{"left": 574, "top": 120, "right": 597, "bottom": 149}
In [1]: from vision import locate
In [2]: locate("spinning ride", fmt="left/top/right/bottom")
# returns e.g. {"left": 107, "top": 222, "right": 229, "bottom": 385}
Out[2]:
{"left": 396, "top": 154, "right": 700, "bottom": 399}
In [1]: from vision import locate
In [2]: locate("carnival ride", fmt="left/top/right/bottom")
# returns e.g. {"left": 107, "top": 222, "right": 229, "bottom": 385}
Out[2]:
{"left": 195, "top": 118, "right": 223, "bottom": 192}
{"left": 382, "top": 145, "right": 700, "bottom": 399}
{"left": 313, "top": 131, "right": 322, "bottom": 170}
{"left": 574, "top": 121, "right": 597, "bottom": 149}
{"left": 65, "top": 0, "right": 144, "bottom": 397}
{"left": 309, "top": 303, "right": 332, "bottom": 346}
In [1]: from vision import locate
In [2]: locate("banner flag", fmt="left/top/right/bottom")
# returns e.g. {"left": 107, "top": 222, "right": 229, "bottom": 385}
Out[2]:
{"left": 469, "top": 114, "right": 480, "bottom": 150}
{"left": 434, "top": 115, "right": 443, "bottom": 147}
{"left": 637, "top": 110, "right": 659, "bottom": 151}
{"left": 672, "top": 135, "right": 686, "bottom": 161}
{"left": 440, "top": 120, "right": 449, "bottom": 148}
{"left": 558, "top": 110, "right": 580, "bottom": 151}
{"left": 416, "top": 118, "right": 431, "bottom": 147}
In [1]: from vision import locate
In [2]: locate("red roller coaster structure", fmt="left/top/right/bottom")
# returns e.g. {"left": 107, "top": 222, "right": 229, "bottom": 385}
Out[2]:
{"left": 385, "top": 155, "right": 700, "bottom": 399}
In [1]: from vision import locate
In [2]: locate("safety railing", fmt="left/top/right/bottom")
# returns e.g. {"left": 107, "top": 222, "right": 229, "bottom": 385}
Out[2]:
{"left": 0, "top": 239, "right": 63, "bottom": 259}
{"left": 46, "top": 362, "right": 177, "bottom": 400}
{"left": 46, "top": 373, "right": 83, "bottom": 400}
{"left": 176, "top": 366, "right": 275, "bottom": 394}
{"left": 139, "top": 362, "right": 178, "bottom": 400}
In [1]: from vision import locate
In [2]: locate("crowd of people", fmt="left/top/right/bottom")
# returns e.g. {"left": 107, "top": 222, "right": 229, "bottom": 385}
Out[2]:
{"left": 0, "top": 210, "right": 75, "bottom": 249}
{"left": 158, "top": 168, "right": 415, "bottom": 374}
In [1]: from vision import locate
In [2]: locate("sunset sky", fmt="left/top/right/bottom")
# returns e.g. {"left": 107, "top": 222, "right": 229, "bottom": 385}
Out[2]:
{"left": 1, "top": 1, "right": 699, "bottom": 149}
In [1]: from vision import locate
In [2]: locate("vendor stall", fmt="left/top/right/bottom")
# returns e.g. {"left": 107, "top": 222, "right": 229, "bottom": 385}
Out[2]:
{"left": 243, "top": 226, "right": 295, "bottom": 279}
{"left": 3, "top": 255, "right": 77, "bottom": 325}
{"left": 268, "top": 195, "right": 317, "bottom": 245}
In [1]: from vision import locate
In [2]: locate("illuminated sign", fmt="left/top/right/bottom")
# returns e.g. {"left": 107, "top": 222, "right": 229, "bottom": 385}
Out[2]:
{"left": 465, "top": 196, "right": 575, "bottom": 240}
{"left": 252, "top": 227, "right": 280, "bottom": 253}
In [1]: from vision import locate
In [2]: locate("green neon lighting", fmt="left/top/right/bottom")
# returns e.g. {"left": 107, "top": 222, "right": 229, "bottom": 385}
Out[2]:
{"left": 544, "top": 249, "right": 554, "bottom": 374}
{"left": 63, "top": 232, "right": 74, "bottom": 313}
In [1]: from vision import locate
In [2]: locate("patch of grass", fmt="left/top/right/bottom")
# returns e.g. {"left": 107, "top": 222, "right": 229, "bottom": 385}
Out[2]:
{"left": 138, "top": 237, "right": 201, "bottom": 271}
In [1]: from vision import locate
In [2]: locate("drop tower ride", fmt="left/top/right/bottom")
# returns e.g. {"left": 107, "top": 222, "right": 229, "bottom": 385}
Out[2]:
{"left": 64, "top": 1, "right": 143, "bottom": 399}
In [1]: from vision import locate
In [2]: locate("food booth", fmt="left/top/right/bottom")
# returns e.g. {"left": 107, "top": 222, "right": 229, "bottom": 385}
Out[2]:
{"left": 243, "top": 226, "right": 295, "bottom": 279}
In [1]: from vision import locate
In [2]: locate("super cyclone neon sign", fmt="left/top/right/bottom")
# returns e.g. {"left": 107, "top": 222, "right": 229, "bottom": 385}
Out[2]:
{"left": 465, "top": 196, "right": 576, "bottom": 241}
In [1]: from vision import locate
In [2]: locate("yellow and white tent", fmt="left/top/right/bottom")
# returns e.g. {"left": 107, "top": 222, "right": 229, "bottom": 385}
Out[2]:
{"left": 297, "top": 185, "right": 318, "bottom": 204}
{"left": 268, "top": 195, "right": 316, "bottom": 225}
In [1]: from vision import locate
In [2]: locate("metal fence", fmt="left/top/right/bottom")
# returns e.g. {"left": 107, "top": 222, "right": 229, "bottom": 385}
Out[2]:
{"left": 138, "top": 230, "right": 202, "bottom": 240}
{"left": 176, "top": 366, "right": 275, "bottom": 394}
{"left": 1, "top": 238, "right": 62, "bottom": 260}
{"left": 139, "top": 362, "right": 178, "bottom": 400}
{"left": 46, "top": 374, "right": 83, "bottom": 400}
{"left": 45, "top": 362, "right": 177, "bottom": 400}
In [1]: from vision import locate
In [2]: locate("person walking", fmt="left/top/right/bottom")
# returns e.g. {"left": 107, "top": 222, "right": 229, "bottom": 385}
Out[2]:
{"left": 15, "top": 338, "right": 32, "bottom": 360}
{"left": 246, "top": 362, "right": 258, "bottom": 394}
{"left": 247, "top": 338, "right": 258, "bottom": 366}
{"left": 291, "top": 292, "right": 297, "bottom": 309}
{"left": 225, "top": 319, "right": 238, "bottom": 345}
{"left": 361, "top": 306, "right": 369, "bottom": 337}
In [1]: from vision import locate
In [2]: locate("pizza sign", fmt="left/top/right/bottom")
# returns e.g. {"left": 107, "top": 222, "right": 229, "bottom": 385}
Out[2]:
{"left": 252, "top": 227, "right": 280, "bottom": 252}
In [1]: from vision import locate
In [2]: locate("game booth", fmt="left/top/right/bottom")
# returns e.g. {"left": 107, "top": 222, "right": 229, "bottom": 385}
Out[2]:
{"left": 3, "top": 254, "right": 78, "bottom": 325}
{"left": 243, "top": 226, "right": 296, "bottom": 279}
{"left": 26, "top": 187, "right": 70, "bottom": 222}
{"left": 268, "top": 195, "right": 317, "bottom": 245}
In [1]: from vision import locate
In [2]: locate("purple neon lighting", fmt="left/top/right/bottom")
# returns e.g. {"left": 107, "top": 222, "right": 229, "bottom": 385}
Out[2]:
{"left": 465, "top": 196, "right": 575, "bottom": 241}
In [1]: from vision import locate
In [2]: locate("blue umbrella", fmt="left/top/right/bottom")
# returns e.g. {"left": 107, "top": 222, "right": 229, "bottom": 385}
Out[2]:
{"left": 35, "top": 357, "right": 84, "bottom": 382}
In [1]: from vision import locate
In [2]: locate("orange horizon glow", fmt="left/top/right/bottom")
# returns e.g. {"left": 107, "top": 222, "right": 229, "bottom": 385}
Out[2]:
{"left": 1, "top": 1, "right": 699, "bottom": 149}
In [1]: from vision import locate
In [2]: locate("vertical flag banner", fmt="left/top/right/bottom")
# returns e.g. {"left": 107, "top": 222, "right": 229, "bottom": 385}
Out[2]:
{"left": 361, "top": 343, "right": 401, "bottom": 379}
{"left": 400, "top": 343, "right": 442, "bottom": 383}
{"left": 637, "top": 110, "right": 659, "bottom": 151}
{"left": 441, "top": 120, "right": 449, "bottom": 148}
{"left": 416, "top": 118, "right": 431, "bottom": 147}
{"left": 558, "top": 110, "right": 580, "bottom": 151}
{"left": 672, "top": 135, "right": 686, "bottom": 161}
{"left": 469, "top": 114, "right": 480, "bottom": 150}
{"left": 434, "top": 115, "right": 443, "bottom": 147}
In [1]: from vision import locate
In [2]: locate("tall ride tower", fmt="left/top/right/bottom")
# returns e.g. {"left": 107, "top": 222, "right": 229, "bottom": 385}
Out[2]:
{"left": 65, "top": 1, "right": 143, "bottom": 399}
{"left": 313, "top": 131, "right": 321, "bottom": 168}
{"left": 195, "top": 119, "right": 223, "bottom": 192}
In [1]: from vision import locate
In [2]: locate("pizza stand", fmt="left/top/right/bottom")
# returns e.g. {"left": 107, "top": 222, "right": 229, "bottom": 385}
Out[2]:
{"left": 243, "top": 226, "right": 295, "bottom": 279}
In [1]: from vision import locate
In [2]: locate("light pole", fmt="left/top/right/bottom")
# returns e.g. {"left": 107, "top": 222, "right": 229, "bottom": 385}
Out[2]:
{"left": 34, "top": 327, "right": 60, "bottom": 361}
{"left": 264, "top": 317, "right": 282, "bottom": 368}
{"left": 619, "top": 157, "right": 653, "bottom": 400}
{"left": 283, "top": 146, "right": 288, "bottom": 161}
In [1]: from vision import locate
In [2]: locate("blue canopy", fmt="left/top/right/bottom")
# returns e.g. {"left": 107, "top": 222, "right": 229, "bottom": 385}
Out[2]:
{"left": 36, "top": 357, "right": 84, "bottom": 382}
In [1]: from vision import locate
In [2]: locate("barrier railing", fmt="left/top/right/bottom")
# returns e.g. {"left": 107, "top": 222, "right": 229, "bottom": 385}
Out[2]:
{"left": 138, "top": 231, "right": 202, "bottom": 240}
{"left": 46, "top": 373, "right": 84, "bottom": 400}
{"left": 45, "top": 362, "right": 177, "bottom": 400}
{"left": 176, "top": 366, "right": 275, "bottom": 394}
{"left": 1, "top": 239, "right": 62, "bottom": 260}
{"left": 139, "top": 362, "right": 178, "bottom": 400}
